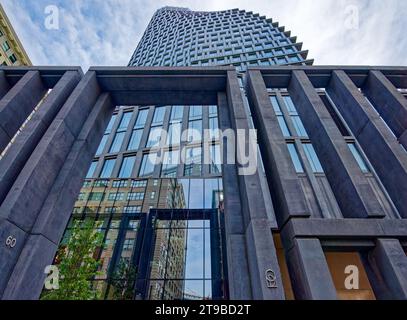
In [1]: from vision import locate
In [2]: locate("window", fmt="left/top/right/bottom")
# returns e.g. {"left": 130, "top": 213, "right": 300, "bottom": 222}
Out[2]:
{"left": 118, "top": 112, "right": 133, "bottom": 131}
{"left": 9, "top": 54, "right": 17, "bottom": 64}
{"left": 283, "top": 96, "right": 297, "bottom": 113}
{"left": 270, "top": 96, "right": 290, "bottom": 137}
{"left": 105, "top": 115, "right": 117, "bottom": 134}
{"left": 96, "top": 114, "right": 117, "bottom": 155}
{"left": 348, "top": 143, "right": 369, "bottom": 173}
{"left": 108, "top": 192, "right": 124, "bottom": 201}
{"left": 161, "top": 150, "right": 180, "bottom": 177}
{"left": 152, "top": 107, "right": 166, "bottom": 126}
{"left": 170, "top": 106, "right": 184, "bottom": 123}
{"left": 2, "top": 41, "right": 10, "bottom": 51}
{"left": 289, "top": 56, "right": 300, "bottom": 63}
{"left": 118, "top": 156, "right": 136, "bottom": 178}
{"left": 302, "top": 144, "right": 324, "bottom": 173}
{"left": 127, "top": 192, "right": 145, "bottom": 201}
{"left": 123, "top": 206, "right": 141, "bottom": 213}
{"left": 122, "top": 239, "right": 134, "bottom": 251}
{"left": 127, "top": 129, "right": 143, "bottom": 150}
{"left": 94, "top": 180, "right": 108, "bottom": 187}
{"left": 283, "top": 96, "right": 309, "bottom": 137}
{"left": 210, "top": 144, "right": 222, "bottom": 174}
{"left": 184, "top": 146, "right": 202, "bottom": 176}
{"left": 287, "top": 143, "right": 304, "bottom": 173}
{"left": 88, "top": 192, "right": 104, "bottom": 201}
{"left": 112, "top": 180, "right": 128, "bottom": 188}
{"left": 135, "top": 109, "right": 149, "bottom": 128}
{"left": 187, "top": 120, "right": 202, "bottom": 142}
{"left": 277, "top": 117, "right": 291, "bottom": 137}
{"left": 209, "top": 117, "right": 219, "bottom": 140}
{"left": 109, "top": 131, "right": 125, "bottom": 153}
{"left": 139, "top": 153, "right": 157, "bottom": 177}
{"left": 104, "top": 207, "right": 118, "bottom": 213}
{"left": 131, "top": 180, "right": 147, "bottom": 188}
{"left": 82, "top": 180, "right": 92, "bottom": 188}
{"left": 86, "top": 161, "right": 98, "bottom": 179}
{"left": 96, "top": 135, "right": 109, "bottom": 155}
{"left": 291, "top": 116, "right": 308, "bottom": 137}
{"left": 208, "top": 105, "right": 218, "bottom": 118}
{"left": 189, "top": 106, "right": 203, "bottom": 120}
{"left": 146, "top": 126, "right": 163, "bottom": 147}
{"left": 110, "top": 112, "right": 132, "bottom": 153}
{"left": 166, "top": 123, "right": 181, "bottom": 146}
{"left": 150, "top": 191, "right": 156, "bottom": 199}
{"left": 100, "top": 159, "right": 116, "bottom": 178}
{"left": 77, "top": 192, "right": 86, "bottom": 201}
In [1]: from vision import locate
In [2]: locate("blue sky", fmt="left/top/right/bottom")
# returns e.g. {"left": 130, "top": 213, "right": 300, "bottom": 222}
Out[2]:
{"left": 2, "top": 0, "right": 407, "bottom": 71}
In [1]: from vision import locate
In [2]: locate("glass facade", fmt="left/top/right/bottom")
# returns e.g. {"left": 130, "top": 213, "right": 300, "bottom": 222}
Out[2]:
{"left": 59, "top": 104, "right": 225, "bottom": 300}
{"left": 64, "top": 177, "right": 225, "bottom": 300}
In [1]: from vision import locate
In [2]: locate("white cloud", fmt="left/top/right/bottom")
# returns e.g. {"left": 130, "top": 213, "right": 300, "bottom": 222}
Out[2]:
{"left": 1, "top": 0, "right": 406, "bottom": 71}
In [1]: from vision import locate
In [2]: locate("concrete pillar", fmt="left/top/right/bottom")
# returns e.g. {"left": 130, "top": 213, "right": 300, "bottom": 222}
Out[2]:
{"left": 327, "top": 70, "right": 407, "bottom": 218}
{"left": 218, "top": 92, "right": 252, "bottom": 300}
{"left": 246, "top": 69, "right": 311, "bottom": 226}
{"left": 0, "top": 71, "right": 101, "bottom": 297}
{"left": 225, "top": 70, "right": 285, "bottom": 300}
{"left": 0, "top": 71, "right": 82, "bottom": 206}
{"left": 289, "top": 70, "right": 385, "bottom": 219}
{"left": 285, "top": 238, "right": 337, "bottom": 300}
{"left": 0, "top": 70, "right": 10, "bottom": 99}
{"left": 0, "top": 71, "right": 47, "bottom": 152}
{"left": 365, "top": 239, "right": 407, "bottom": 300}
{"left": 2, "top": 94, "right": 114, "bottom": 300}
{"left": 363, "top": 70, "right": 407, "bottom": 146}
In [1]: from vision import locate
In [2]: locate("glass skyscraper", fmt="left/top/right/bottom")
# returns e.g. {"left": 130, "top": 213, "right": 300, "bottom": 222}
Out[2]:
{"left": 129, "top": 7, "right": 312, "bottom": 70}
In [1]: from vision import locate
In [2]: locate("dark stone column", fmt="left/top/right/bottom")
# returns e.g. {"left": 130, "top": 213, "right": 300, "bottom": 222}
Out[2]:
{"left": 0, "top": 71, "right": 82, "bottom": 206}
{"left": 363, "top": 70, "right": 407, "bottom": 146}
{"left": 285, "top": 238, "right": 337, "bottom": 300}
{"left": 327, "top": 70, "right": 407, "bottom": 218}
{"left": 289, "top": 70, "right": 385, "bottom": 219}
{"left": 246, "top": 69, "right": 310, "bottom": 226}
{"left": 2, "top": 93, "right": 114, "bottom": 300}
{"left": 225, "top": 70, "right": 285, "bottom": 300}
{"left": 0, "top": 71, "right": 101, "bottom": 297}
{"left": 0, "top": 71, "right": 47, "bottom": 152}
{"left": 218, "top": 92, "right": 252, "bottom": 300}
{"left": 0, "top": 70, "right": 10, "bottom": 99}
{"left": 364, "top": 239, "right": 407, "bottom": 300}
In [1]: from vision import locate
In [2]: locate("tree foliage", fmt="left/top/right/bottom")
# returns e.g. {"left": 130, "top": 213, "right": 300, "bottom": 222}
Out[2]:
{"left": 41, "top": 219, "right": 104, "bottom": 300}
{"left": 109, "top": 259, "right": 137, "bottom": 300}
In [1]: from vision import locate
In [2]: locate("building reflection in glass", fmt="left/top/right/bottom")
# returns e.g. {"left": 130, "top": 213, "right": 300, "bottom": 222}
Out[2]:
{"left": 58, "top": 177, "right": 226, "bottom": 300}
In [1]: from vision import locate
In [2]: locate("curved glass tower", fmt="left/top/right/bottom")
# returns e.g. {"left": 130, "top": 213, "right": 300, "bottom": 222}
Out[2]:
{"left": 129, "top": 7, "right": 312, "bottom": 70}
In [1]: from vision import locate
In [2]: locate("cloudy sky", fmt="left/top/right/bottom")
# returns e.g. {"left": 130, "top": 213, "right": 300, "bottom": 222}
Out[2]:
{"left": 2, "top": 0, "right": 407, "bottom": 71}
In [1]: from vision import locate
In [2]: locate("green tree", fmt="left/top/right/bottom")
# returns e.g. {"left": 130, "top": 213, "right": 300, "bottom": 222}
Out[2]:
{"left": 109, "top": 259, "right": 137, "bottom": 300}
{"left": 41, "top": 219, "right": 104, "bottom": 300}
